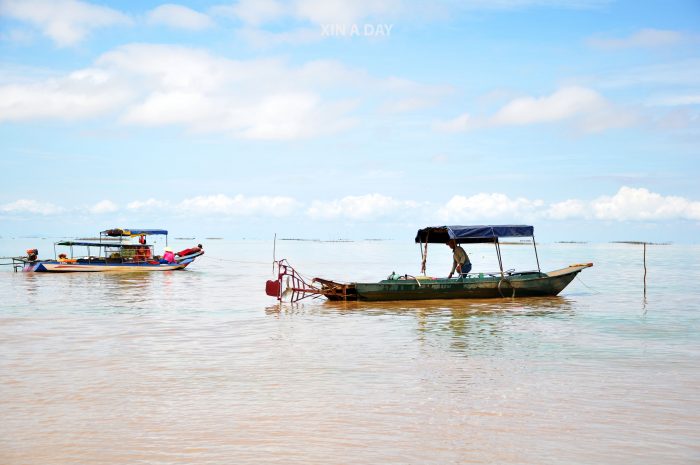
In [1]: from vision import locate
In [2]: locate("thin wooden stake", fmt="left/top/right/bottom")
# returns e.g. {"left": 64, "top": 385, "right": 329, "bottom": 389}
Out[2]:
{"left": 643, "top": 242, "right": 647, "bottom": 296}
{"left": 272, "top": 233, "right": 277, "bottom": 276}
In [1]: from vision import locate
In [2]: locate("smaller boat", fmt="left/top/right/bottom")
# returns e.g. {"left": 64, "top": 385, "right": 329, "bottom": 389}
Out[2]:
{"left": 11, "top": 228, "right": 204, "bottom": 272}
{"left": 266, "top": 225, "right": 592, "bottom": 302}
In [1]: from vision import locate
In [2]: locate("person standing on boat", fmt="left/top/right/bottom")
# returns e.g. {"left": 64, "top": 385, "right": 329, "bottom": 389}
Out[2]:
{"left": 447, "top": 240, "right": 471, "bottom": 278}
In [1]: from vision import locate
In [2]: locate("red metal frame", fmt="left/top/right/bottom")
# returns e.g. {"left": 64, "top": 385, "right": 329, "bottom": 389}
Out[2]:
{"left": 266, "top": 259, "right": 323, "bottom": 303}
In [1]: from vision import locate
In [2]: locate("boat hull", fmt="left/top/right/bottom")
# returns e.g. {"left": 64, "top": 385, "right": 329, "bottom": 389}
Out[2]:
{"left": 23, "top": 260, "right": 192, "bottom": 272}
{"left": 322, "top": 265, "right": 592, "bottom": 301}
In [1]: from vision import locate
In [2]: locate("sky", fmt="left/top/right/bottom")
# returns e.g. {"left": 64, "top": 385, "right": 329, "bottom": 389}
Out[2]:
{"left": 0, "top": 0, "right": 699, "bottom": 242}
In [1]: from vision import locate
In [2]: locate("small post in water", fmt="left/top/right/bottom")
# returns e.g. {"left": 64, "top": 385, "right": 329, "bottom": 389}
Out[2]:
{"left": 643, "top": 242, "right": 647, "bottom": 297}
{"left": 272, "top": 233, "right": 277, "bottom": 276}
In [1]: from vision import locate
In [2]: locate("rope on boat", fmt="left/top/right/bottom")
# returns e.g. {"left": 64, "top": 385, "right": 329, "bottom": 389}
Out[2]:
{"left": 575, "top": 275, "right": 601, "bottom": 294}
{"left": 201, "top": 255, "right": 270, "bottom": 265}
{"left": 498, "top": 278, "right": 515, "bottom": 298}
{"left": 404, "top": 275, "right": 422, "bottom": 287}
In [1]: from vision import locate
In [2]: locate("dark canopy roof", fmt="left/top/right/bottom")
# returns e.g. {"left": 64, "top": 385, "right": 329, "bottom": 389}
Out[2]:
{"left": 415, "top": 225, "right": 534, "bottom": 244}
{"left": 101, "top": 228, "right": 168, "bottom": 237}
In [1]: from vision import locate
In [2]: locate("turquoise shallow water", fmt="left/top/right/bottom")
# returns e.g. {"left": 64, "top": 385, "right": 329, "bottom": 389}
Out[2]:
{"left": 1, "top": 239, "right": 699, "bottom": 464}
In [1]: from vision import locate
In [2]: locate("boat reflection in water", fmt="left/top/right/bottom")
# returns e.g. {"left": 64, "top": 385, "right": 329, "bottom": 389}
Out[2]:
{"left": 266, "top": 295, "right": 576, "bottom": 356}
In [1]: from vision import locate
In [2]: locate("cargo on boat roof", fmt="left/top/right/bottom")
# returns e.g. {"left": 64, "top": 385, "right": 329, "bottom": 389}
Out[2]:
{"left": 55, "top": 240, "right": 145, "bottom": 248}
{"left": 101, "top": 228, "right": 168, "bottom": 237}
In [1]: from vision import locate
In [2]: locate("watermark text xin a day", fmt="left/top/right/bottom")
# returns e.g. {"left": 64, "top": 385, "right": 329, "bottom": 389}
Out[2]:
{"left": 321, "top": 23, "right": 394, "bottom": 38}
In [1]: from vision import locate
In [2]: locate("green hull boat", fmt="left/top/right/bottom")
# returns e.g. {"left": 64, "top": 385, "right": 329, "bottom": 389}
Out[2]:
{"left": 266, "top": 225, "right": 593, "bottom": 302}
{"left": 316, "top": 265, "right": 591, "bottom": 301}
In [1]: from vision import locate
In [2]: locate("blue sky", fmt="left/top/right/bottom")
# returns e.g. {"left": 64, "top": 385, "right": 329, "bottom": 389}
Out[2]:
{"left": 1, "top": 0, "right": 699, "bottom": 242}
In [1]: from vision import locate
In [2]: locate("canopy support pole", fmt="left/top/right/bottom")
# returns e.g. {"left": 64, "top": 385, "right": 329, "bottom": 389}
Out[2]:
{"left": 420, "top": 233, "right": 429, "bottom": 275}
{"left": 532, "top": 234, "right": 541, "bottom": 272}
{"left": 419, "top": 240, "right": 424, "bottom": 275}
{"left": 494, "top": 239, "right": 504, "bottom": 277}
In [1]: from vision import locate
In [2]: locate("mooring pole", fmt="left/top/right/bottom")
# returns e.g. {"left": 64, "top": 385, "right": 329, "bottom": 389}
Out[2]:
{"left": 272, "top": 233, "right": 277, "bottom": 276}
{"left": 643, "top": 242, "right": 647, "bottom": 296}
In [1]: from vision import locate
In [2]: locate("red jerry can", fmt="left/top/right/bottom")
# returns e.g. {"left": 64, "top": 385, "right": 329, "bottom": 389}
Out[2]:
{"left": 265, "top": 279, "right": 281, "bottom": 297}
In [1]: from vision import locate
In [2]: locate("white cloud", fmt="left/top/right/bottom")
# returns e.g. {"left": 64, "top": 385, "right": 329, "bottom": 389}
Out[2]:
{"left": 307, "top": 193, "right": 419, "bottom": 220}
{"left": 147, "top": 4, "right": 214, "bottom": 31}
{"left": 588, "top": 28, "right": 684, "bottom": 50}
{"left": 438, "top": 193, "right": 544, "bottom": 221}
{"left": 380, "top": 96, "right": 438, "bottom": 113}
{"left": 212, "top": 0, "right": 287, "bottom": 25}
{"left": 178, "top": 194, "right": 299, "bottom": 217}
{"left": 545, "top": 199, "right": 588, "bottom": 220}
{"left": 89, "top": 200, "right": 118, "bottom": 214}
{"left": 236, "top": 26, "right": 321, "bottom": 48}
{"left": 0, "top": 27, "right": 35, "bottom": 44}
{"left": 491, "top": 86, "right": 605, "bottom": 125}
{"left": 652, "top": 108, "right": 699, "bottom": 130}
{"left": 215, "top": 0, "right": 402, "bottom": 26}
{"left": 436, "top": 86, "right": 638, "bottom": 133}
{"left": 0, "top": 43, "right": 443, "bottom": 139}
{"left": 591, "top": 187, "right": 700, "bottom": 221}
{"left": 533, "top": 188, "right": 700, "bottom": 221}
{"left": 0, "top": 199, "right": 63, "bottom": 215}
{"left": 217, "top": 0, "right": 605, "bottom": 30}
{"left": 594, "top": 59, "right": 700, "bottom": 89}
{"left": 291, "top": 0, "right": 402, "bottom": 25}
{"left": 439, "top": 188, "right": 700, "bottom": 222}
{"left": 236, "top": 92, "right": 354, "bottom": 139}
{"left": 0, "top": 68, "right": 132, "bottom": 121}
{"left": 434, "top": 113, "right": 474, "bottom": 132}
{"left": 3, "top": 187, "right": 699, "bottom": 223}
{"left": 0, "top": 0, "right": 131, "bottom": 47}
{"left": 648, "top": 94, "right": 700, "bottom": 106}
{"left": 459, "top": 0, "right": 610, "bottom": 10}
{"left": 127, "top": 198, "right": 169, "bottom": 210}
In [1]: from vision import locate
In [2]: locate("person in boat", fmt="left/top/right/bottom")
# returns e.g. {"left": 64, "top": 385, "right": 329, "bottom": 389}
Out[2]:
{"left": 447, "top": 239, "right": 471, "bottom": 278}
{"left": 161, "top": 247, "right": 175, "bottom": 264}
{"left": 134, "top": 246, "right": 151, "bottom": 262}
{"left": 58, "top": 253, "right": 76, "bottom": 263}
{"left": 26, "top": 249, "right": 38, "bottom": 261}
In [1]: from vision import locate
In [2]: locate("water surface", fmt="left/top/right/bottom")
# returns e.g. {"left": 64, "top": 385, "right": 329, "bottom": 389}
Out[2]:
{"left": 1, "top": 240, "right": 699, "bottom": 464}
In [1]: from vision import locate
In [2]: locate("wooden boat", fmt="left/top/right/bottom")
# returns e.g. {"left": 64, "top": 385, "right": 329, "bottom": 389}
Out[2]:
{"left": 11, "top": 228, "right": 204, "bottom": 273}
{"left": 266, "top": 225, "right": 592, "bottom": 302}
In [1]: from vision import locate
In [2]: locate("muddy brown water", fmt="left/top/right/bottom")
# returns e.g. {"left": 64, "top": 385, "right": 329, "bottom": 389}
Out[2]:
{"left": 1, "top": 240, "right": 699, "bottom": 464}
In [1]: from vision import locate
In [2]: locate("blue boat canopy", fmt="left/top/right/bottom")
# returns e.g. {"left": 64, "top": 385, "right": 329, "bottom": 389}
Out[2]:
{"left": 56, "top": 241, "right": 145, "bottom": 247}
{"left": 415, "top": 225, "right": 534, "bottom": 244}
{"left": 101, "top": 228, "right": 168, "bottom": 237}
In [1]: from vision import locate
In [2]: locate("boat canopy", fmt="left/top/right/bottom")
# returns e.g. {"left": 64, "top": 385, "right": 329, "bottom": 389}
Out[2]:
{"left": 56, "top": 241, "right": 145, "bottom": 247}
{"left": 101, "top": 228, "right": 168, "bottom": 237}
{"left": 415, "top": 225, "right": 534, "bottom": 244}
